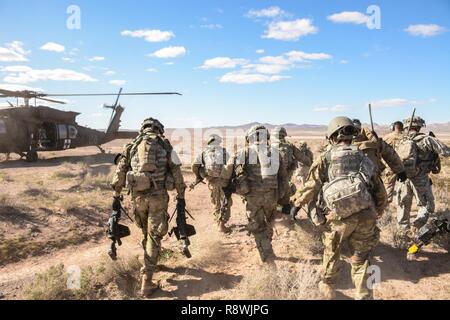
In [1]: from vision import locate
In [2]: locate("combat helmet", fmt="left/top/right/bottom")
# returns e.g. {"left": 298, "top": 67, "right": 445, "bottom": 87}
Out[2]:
{"left": 403, "top": 116, "right": 426, "bottom": 129}
{"left": 327, "top": 117, "right": 358, "bottom": 141}
{"left": 246, "top": 125, "right": 270, "bottom": 143}
{"left": 141, "top": 118, "right": 164, "bottom": 134}
{"left": 207, "top": 134, "right": 222, "bottom": 145}
{"left": 271, "top": 127, "right": 288, "bottom": 140}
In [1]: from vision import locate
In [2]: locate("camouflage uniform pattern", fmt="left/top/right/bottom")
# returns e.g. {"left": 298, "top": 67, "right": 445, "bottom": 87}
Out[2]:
{"left": 192, "top": 143, "right": 231, "bottom": 224}
{"left": 383, "top": 131, "right": 405, "bottom": 203}
{"left": 221, "top": 138, "right": 284, "bottom": 262}
{"left": 111, "top": 128, "right": 186, "bottom": 281}
{"left": 293, "top": 145, "right": 385, "bottom": 299}
{"left": 271, "top": 137, "right": 313, "bottom": 208}
{"left": 396, "top": 133, "right": 450, "bottom": 230}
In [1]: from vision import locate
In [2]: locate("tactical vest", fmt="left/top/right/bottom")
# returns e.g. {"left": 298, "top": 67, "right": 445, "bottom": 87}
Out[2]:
{"left": 202, "top": 145, "right": 227, "bottom": 178}
{"left": 323, "top": 145, "right": 375, "bottom": 219}
{"left": 276, "top": 141, "right": 297, "bottom": 173}
{"left": 245, "top": 144, "right": 279, "bottom": 192}
{"left": 414, "top": 134, "right": 439, "bottom": 175}
{"left": 126, "top": 132, "right": 170, "bottom": 192}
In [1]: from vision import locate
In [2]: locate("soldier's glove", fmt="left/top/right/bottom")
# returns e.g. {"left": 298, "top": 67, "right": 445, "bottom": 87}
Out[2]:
{"left": 290, "top": 207, "right": 301, "bottom": 221}
{"left": 397, "top": 171, "right": 408, "bottom": 183}
{"left": 112, "top": 196, "right": 122, "bottom": 212}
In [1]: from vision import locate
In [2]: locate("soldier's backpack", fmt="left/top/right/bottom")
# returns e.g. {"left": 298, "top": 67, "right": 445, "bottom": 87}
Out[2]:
{"left": 396, "top": 136, "right": 418, "bottom": 178}
{"left": 203, "top": 146, "right": 227, "bottom": 178}
{"left": 322, "top": 145, "right": 375, "bottom": 219}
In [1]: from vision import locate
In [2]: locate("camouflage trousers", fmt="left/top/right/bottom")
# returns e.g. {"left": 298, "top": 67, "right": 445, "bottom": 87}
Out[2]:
{"left": 396, "top": 175, "right": 435, "bottom": 230}
{"left": 132, "top": 191, "right": 169, "bottom": 280}
{"left": 322, "top": 208, "right": 380, "bottom": 300}
{"left": 244, "top": 190, "right": 277, "bottom": 262}
{"left": 383, "top": 170, "right": 397, "bottom": 204}
{"left": 208, "top": 182, "right": 232, "bottom": 224}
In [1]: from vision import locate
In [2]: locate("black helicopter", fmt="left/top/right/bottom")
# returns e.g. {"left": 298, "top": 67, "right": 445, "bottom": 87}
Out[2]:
{"left": 0, "top": 88, "right": 181, "bottom": 162}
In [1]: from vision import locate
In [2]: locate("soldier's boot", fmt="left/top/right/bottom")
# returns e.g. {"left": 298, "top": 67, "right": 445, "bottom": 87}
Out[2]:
{"left": 281, "top": 204, "right": 292, "bottom": 215}
{"left": 140, "top": 274, "right": 158, "bottom": 298}
{"left": 351, "top": 259, "right": 373, "bottom": 300}
{"left": 217, "top": 221, "right": 230, "bottom": 234}
{"left": 318, "top": 281, "right": 336, "bottom": 300}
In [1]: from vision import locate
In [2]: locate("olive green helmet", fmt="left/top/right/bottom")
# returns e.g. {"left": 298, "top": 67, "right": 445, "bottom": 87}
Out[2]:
{"left": 271, "top": 127, "right": 288, "bottom": 140}
{"left": 141, "top": 117, "right": 164, "bottom": 134}
{"left": 403, "top": 116, "right": 426, "bottom": 129}
{"left": 327, "top": 116, "right": 358, "bottom": 141}
{"left": 246, "top": 125, "right": 269, "bottom": 143}
{"left": 207, "top": 134, "right": 222, "bottom": 145}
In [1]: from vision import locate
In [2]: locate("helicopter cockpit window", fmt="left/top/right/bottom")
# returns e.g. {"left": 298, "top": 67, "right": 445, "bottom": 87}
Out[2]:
{"left": 0, "top": 120, "right": 6, "bottom": 134}
{"left": 58, "top": 124, "right": 68, "bottom": 140}
{"left": 68, "top": 125, "right": 78, "bottom": 139}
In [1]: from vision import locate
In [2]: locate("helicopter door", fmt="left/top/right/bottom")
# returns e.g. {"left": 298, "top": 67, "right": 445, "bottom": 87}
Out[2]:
{"left": 0, "top": 119, "right": 6, "bottom": 134}
{"left": 37, "top": 122, "right": 57, "bottom": 150}
{"left": 57, "top": 124, "right": 77, "bottom": 149}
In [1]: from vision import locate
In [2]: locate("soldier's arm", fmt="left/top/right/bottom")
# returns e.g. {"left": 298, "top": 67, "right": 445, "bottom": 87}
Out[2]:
{"left": 362, "top": 127, "right": 379, "bottom": 142}
{"left": 380, "top": 139, "right": 405, "bottom": 174}
{"left": 110, "top": 154, "right": 130, "bottom": 197}
{"left": 191, "top": 152, "right": 203, "bottom": 179}
{"left": 370, "top": 172, "right": 389, "bottom": 215}
{"left": 292, "top": 143, "right": 313, "bottom": 167}
{"left": 166, "top": 143, "right": 187, "bottom": 198}
{"left": 220, "top": 152, "right": 238, "bottom": 183}
{"left": 426, "top": 136, "right": 450, "bottom": 157}
{"left": 292, "top": 155, "right": 327, "bottom": 208}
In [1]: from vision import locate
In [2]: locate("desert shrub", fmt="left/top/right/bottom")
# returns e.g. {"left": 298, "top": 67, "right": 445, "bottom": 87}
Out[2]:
{"left": 379, "top": 212, "right": 410, "bottom": 249}
{"left": 231, "top": 262, "right": 321, "bottom": 300}
{"left": 22, "top": 264, "right": 72, "bottom": 300}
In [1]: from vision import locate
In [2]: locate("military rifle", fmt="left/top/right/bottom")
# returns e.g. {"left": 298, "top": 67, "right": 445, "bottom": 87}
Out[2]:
{"left": 188, "top": 178, "right": 205, "bottom": 191}
{"left": 107, "top": 196, "right": 132, "bottom": 260}
{"left": 406, "top": 108, "right": 417, "bottom": 135}
{"left": 408, "top": 216, "right": 450, "bottom": 254}
{"left": 168, "top": 198, "right": 196, "bottom": 258}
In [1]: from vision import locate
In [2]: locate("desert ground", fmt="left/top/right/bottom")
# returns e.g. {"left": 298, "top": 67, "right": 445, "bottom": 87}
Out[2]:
{"left": 0, "top": 133, "right": 449, "bottom": 300}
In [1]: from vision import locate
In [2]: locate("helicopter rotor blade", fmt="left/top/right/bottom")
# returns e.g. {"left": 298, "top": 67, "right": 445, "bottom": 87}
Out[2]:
{"left": 45, "top": 92, "right": 182, "bottom": 97}
{"left": 37, "top": 97, "right": 67, "bottom": 105}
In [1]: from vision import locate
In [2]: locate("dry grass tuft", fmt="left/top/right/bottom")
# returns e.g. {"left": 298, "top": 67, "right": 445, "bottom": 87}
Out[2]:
{"left": 230, "top": 262, "right": 321, "bottom": 300}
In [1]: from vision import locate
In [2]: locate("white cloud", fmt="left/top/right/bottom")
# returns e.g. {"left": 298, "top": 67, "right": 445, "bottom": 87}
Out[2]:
{"left": 286, "top": 50, "right": 332, "bottom": 61}
{"left": 62, "top": 57, "right": 75, "bottom": 63}
{"left": 200, "top": 57, "right": 248, "bottom": 69}
{"left": 1, "top": 65, "right": 97, "bottom": 84}
{"left": 40, "top": 42, "right": 65, "bottom": 53}
{"left": 0, "top": 83, "right": 42, "bottom": 92}
{"left": 256, "top": 49, "right": 265, "bottom": 54}
{"left": 151, "top": 46, "right": 186, "bottom": 58}
{"left": 247, "top": 6, "right": 286, "bottom": 18}
{"left": 327, "top": 11, "right": 369, "bottom": 24}
{"left": 405, "top": 24, "right": 446, "bottom": 37}
{"left": 263, "top": 19, "right": 318, "bottom": 41}
{"left": 88, "top": 56, "right": 105, "bottom": 62}
{"left": 220, "top": 71, "right": 288, "bottom": 84}
{"left": 121, "top": 29, "right": 174, "bottom": 42}
{"left": 340, "top": 59, "right": 349, "bottom": 64}
{"left": 242, "top": 64, "right": 289, "bottom": 75}
{"left": 104, "top": 70, "right": 116, "bottom": 76}
{"left": 0, "top": 41, "right": 29, "bottom": 62}
{"left": 259, "top": 55, "right": 291, "bottom": 65}
{"left": 146, "top": 68, "right": 158, "bottom": 72}
{"left": 165, "top": 62, "right": 175, "bottom": 65}
{"left": 370, "top": 98, "right": 436, "bottom": 108}
{"left": 314, "top": 105, "right": 350, "bottom": 112}
{"left": 200, "top": 24, "right": 223, "bottom": 29}
{"left": 109, "top": 80, "right": 127, "bottom": 86}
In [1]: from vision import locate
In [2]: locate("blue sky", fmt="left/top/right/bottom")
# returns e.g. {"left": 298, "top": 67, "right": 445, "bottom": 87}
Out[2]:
{"left": 0, "top": 0, "right": 449, "bottom": 129}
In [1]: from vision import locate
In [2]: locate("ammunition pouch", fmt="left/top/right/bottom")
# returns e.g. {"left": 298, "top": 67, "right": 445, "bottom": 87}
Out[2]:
{"left": 126, "top": 171, "right": 164, "bottom": 192}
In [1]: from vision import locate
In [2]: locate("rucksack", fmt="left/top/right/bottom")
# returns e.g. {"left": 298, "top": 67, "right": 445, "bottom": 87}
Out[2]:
{"left": 203, "top": 146, "right": 227, "bottom": 178}
{"left": 322, "top": 145, "right": 375, "bottom": 219}
{"left": 396, "top": 136, "right": 418, "bottom": 178}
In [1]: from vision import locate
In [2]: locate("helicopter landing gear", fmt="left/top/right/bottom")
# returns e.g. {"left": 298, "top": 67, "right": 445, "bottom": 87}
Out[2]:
{"left": 26, "top": 148, "right": 38, "bottom": 162}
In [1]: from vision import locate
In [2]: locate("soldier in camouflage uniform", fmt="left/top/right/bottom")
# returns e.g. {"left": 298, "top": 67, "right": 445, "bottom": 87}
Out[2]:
{"left": 221, "top": 125, "right": 285, "bottom": 263}
{"left": 292, "top": 117, "right": 386, "bottom": 300}
{"left": 110, "top": 118, "right": 186, "bottom": 297}
{"left": 396, "top": 116, "right": 450, "bottom": 232}
{"left": 270, "top": 127, "right": 313, "bottom": 214}
{"left": 383, "top": 121, "right": 405, "bottom": 203}
{"left": 192, "top": 134, "right": 231, "bottom": 233}
{"left": 352, "top": 119, "right": 407, "bottom": 208}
